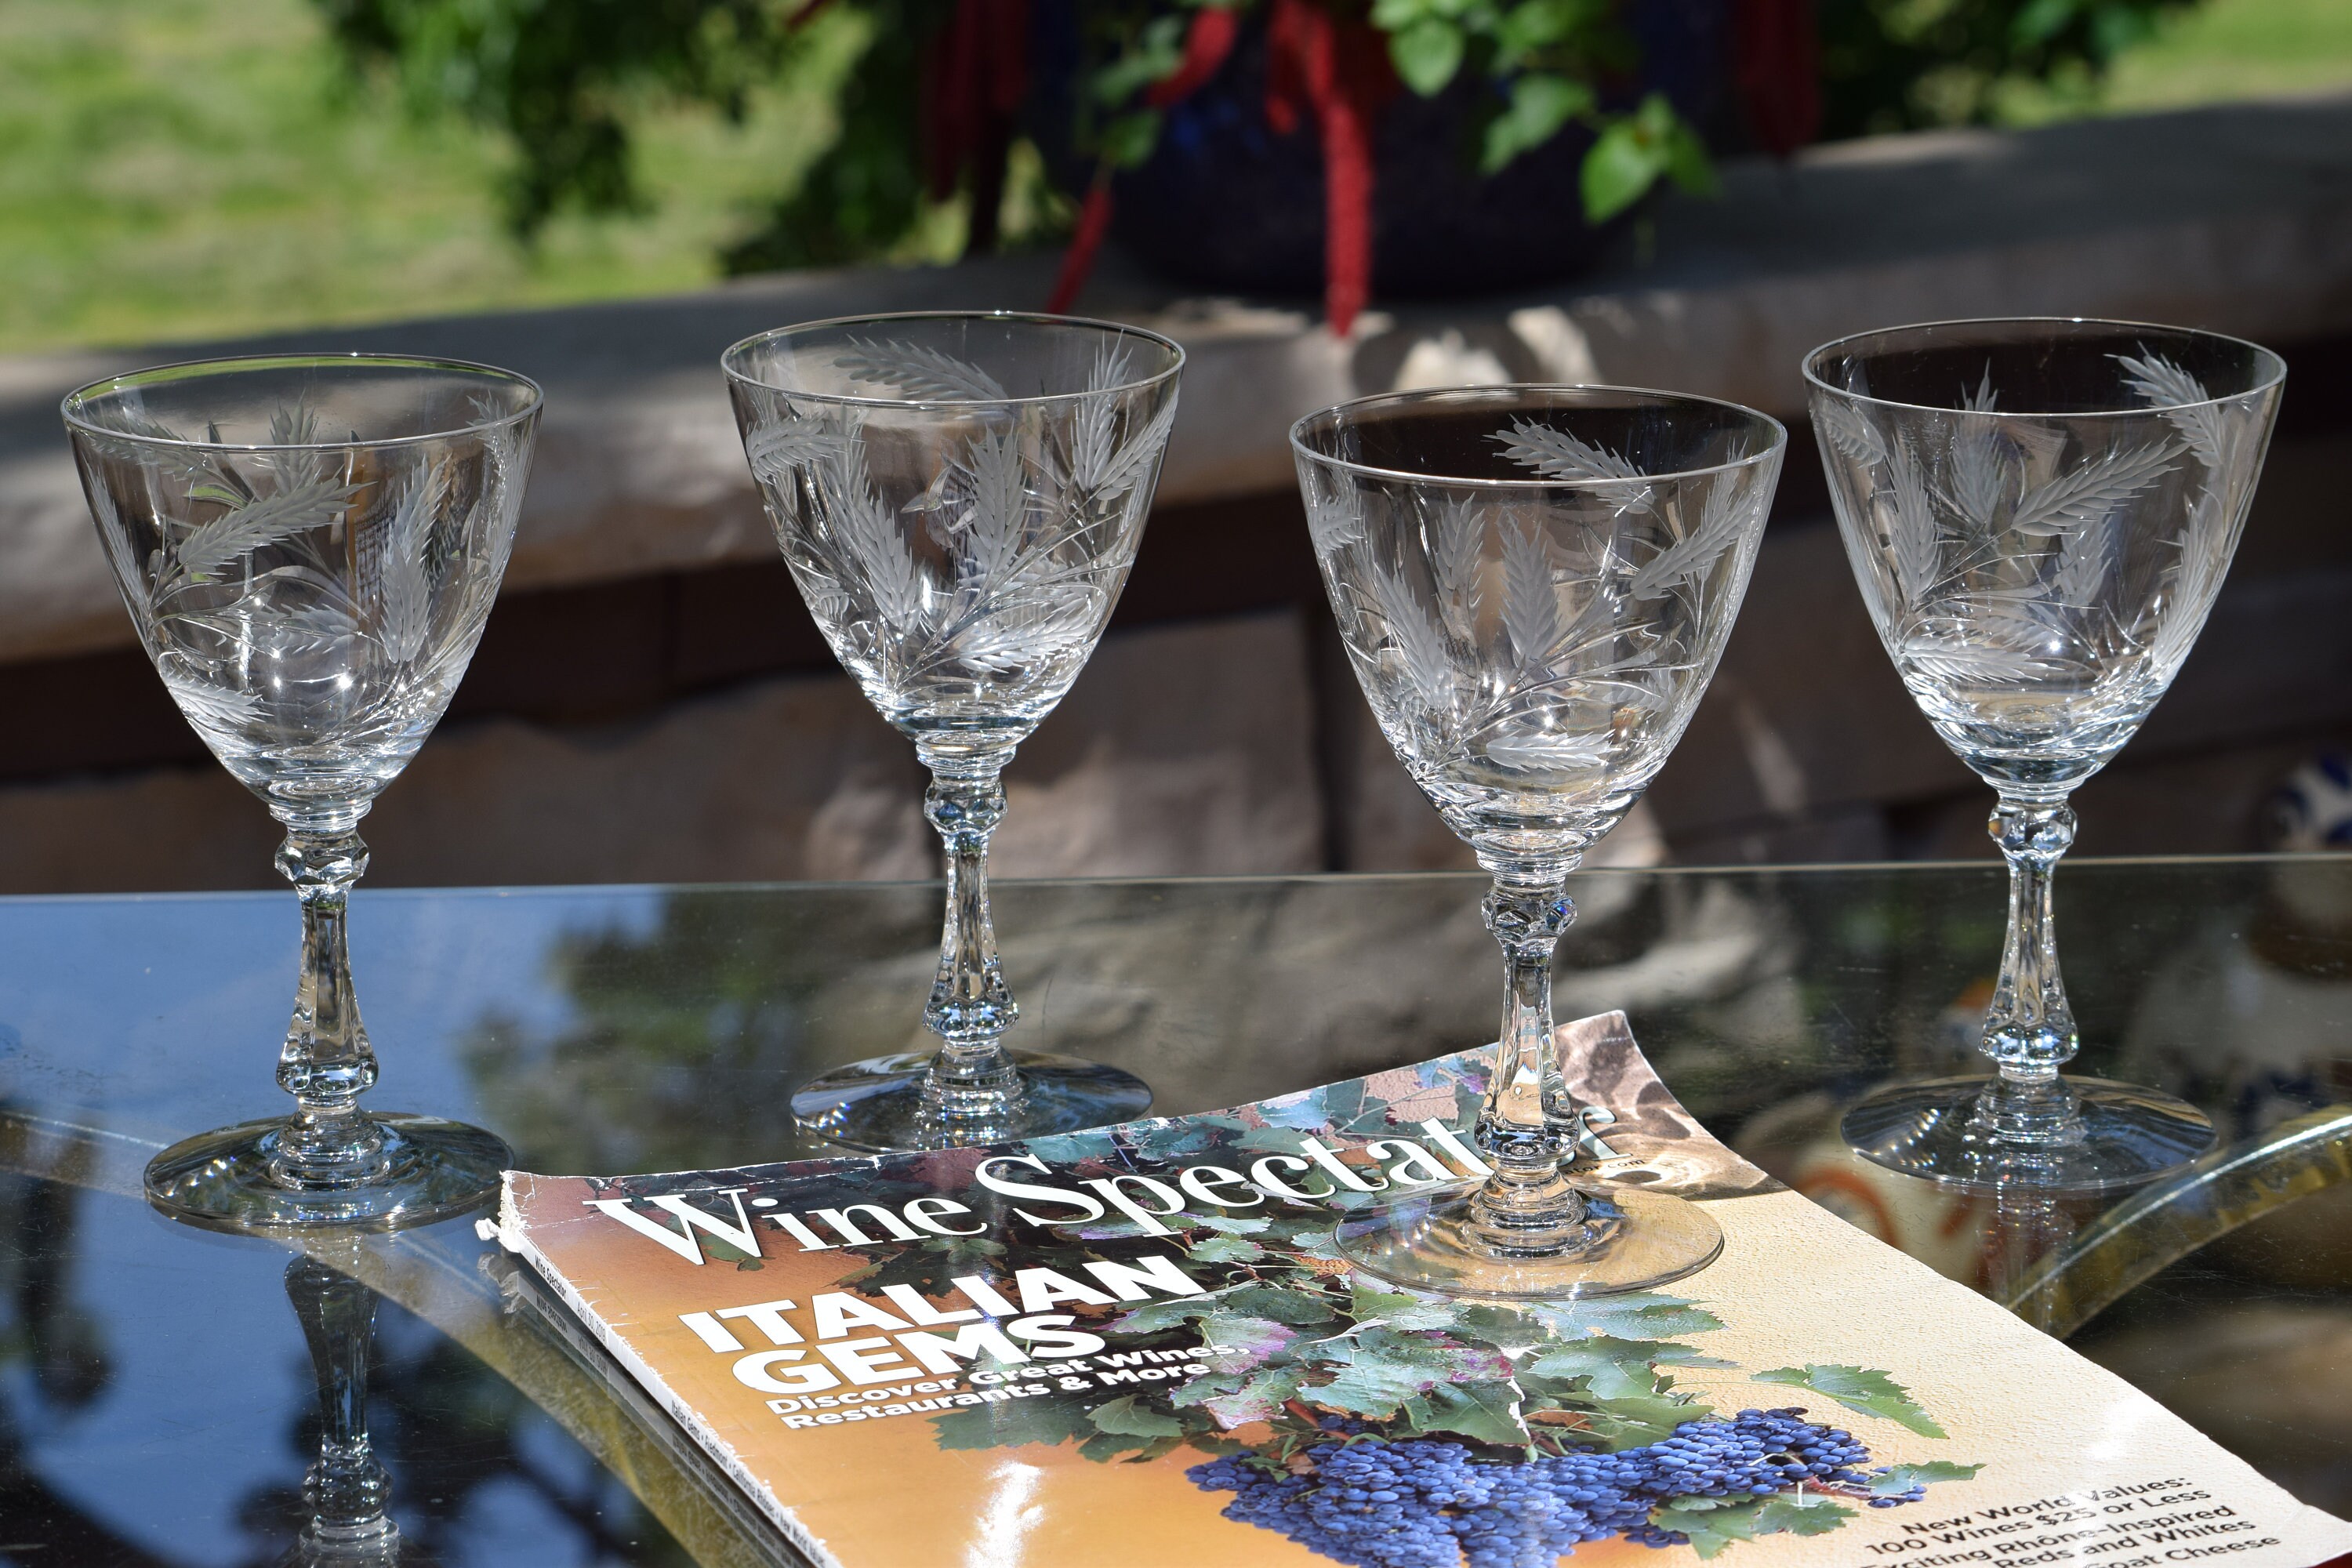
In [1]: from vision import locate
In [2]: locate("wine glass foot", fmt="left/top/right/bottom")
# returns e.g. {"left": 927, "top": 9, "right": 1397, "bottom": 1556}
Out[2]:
{"left": 792, "top": 1049, "right": 1152, "bottom": 1152}
{"left": 1334, "top": 1182, "right": 1724, "bottom": 1300}
{"left": 145, "top": 1113, "right": 511, "bottom": 1235}
{"left": 1842, "top": 1075, "right": 2214, "bottom": 1193}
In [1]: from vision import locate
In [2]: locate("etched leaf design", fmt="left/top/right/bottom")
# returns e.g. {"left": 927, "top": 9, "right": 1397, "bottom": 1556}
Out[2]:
{"left": 952, "top": 425, "right": 1029, "bottom": 583}
{"left": 88, "top": 484, "right": 149, "bottom": 595}
{"left": 267, "top": 401, "right": 321, "bottom": 447}
{"left": 1958, "top": 366, "right": 1998, "bottom": 412}
{"left": 1500, "top": 517, "right": 1560, "bottom": 664}
{"left": 2114, "top": 352, "right": 2228, "bottom": 471}
{"left": 833, "top": 338, "right": 1007, "bottom": 401}
{"left": 175, "top": 480, "right": 356, "bottom": 579}
{"left": 821, "top": 430, "right": 929, "bottom": 627}
{"left": 1086, "top": 397, "right": 1178, "bottom": 503}
{"left": 1370, "top": 566, "right": 1456, "bottom": 714}
{"left": 1813, "top": 397, "right": 1889, "bottom": 470}
{"left": 376, "top": 468, "right": 438, "bottom": 663}
{"left": 2046, "top": 521, "right": 2113, "bottom": 608}
{"left": 1305, "top": 495, "right": 1367, "bottom": 559}
{"left": 953, "top": 584, "right": 1102, "bottom": 674}
{"left": 745, "top": 417, "right": 843, "bottom": 481}
{"left": 1494, "top": 419, "right": 1639, "bottom": 480}
{"left": 1479, "top": 724, "right": 1613, "bottom": 773}
{"left": 1945, "top": 421, "right": 2012, "bottom": 533}
{"left": 1628, "top": 473, "right": 1756, "bottom": 602}
{"left": 1425, "top": 497, "right": 1484, "bottom": 619}
{"left": 2151, "top": 512, "right": 2233, "bottom": 673}
{"left": 159, "top": 667, "right": 264, "bottom": 732}
{"left": 1883, "top": 437, "right": 1940, "bottom": 608}
{"left": 2009, "top": 440, "right": 2178, "bottom": 538}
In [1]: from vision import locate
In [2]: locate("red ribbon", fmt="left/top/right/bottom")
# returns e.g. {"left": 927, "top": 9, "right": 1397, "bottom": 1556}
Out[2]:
{"left": 922, "top": 0, "right": 1031, "bottom": 248}
{"left": 1265, "top": 0, "right": 1391, "bottom": 336}
{"left": 1735, "top": 0, "right": 1820, "bottom": 157}
{"left": 1048, "top": 2, "right": 1392, "bottom": 336}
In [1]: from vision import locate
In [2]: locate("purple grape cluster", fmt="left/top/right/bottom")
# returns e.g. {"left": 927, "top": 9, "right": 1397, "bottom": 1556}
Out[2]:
{"left": 1189, "top": 1409, "right": 1909, "bottom": 1568}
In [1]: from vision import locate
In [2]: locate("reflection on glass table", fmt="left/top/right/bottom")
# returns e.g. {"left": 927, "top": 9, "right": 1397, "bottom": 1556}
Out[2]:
{"left": 0, "top": 857, "right": 2344, "bottom": 1563}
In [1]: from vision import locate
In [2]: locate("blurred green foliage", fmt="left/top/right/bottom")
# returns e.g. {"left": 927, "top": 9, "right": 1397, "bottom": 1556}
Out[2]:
{"left": 2, "top": 0, "right": 2347, "bottom": 355}
{"left": 1819, "top": 0, "right": 2193, "bottom": 134}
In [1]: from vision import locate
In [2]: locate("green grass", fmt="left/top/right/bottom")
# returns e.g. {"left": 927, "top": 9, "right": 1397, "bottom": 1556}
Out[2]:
{"left": 2102, "top": 0, "right": 2352, "bottom": 108}
{"left": 2, "top": 0, "right": 2349, "bottom": 358}
{"left": 0, "top": 0, "right": 852, "bottom": 355}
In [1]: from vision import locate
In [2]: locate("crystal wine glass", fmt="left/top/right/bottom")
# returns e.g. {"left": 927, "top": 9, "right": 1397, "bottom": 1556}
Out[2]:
{"left": 722, "top": 312, "right": 1183, "bottom": 1152}
{"left": 62, "top": 354, "right": 539, "bottom": 1231}
{"left": 1296, "top": 385, "right": 1784, "bottom": 1297}
{"left": 1809, "top": 318, "right": 2285, "bottom": 1190}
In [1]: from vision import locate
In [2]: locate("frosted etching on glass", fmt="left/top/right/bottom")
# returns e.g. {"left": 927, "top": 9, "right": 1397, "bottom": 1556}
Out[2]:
{"left": 64, "top": 354, "right": 540, "bottom": 1232}
{"left": 724, "top": 313, "right": 1183, "bottom": 1152}
{"left": 1810, "top": 318, "right": 2285, "bottom": 1192}
{"left": 1297, "top": 386, "right": 1784, "bottom": 1298}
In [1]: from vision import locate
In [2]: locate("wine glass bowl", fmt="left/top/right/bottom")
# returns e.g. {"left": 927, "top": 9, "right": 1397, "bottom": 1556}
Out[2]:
{"left": 1295, "top": 386, "right": 1784, "bottom": 1296}
{"left": 1809, "top": 318, "right": 2286, "bottom": 1190}
{"left": 723, "top": 312, "right": 1183, "bottom": 1152}
{"left": 64, "top": 354, "right": 539, "bottom": 1232}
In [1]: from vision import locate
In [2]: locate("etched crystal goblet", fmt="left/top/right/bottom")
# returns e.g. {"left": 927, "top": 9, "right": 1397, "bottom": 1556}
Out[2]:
{"left": 1296, "top": 386, "right": 1784, "bottom": 1297}
{"left": 63, "top": 354, "right": 539, "bottom": 1231}
{"left": 1809, "top": 318, "right": 2285, "bottom": 1190}
{"left": 723, "top": 312, "right": 1182, "bottom": 1151}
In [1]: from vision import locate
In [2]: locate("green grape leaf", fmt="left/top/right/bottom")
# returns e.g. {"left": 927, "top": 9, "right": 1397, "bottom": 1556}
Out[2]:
{"left": 1571, "top": 1391, "right": 1711, "bottom": 1449}
{"left": 1755, "top": 1365, "right": 1950, "bottom": 1439}
{"left": 1871, "top": 1461, "right": 1984, "bottom": 1496}
{"left": 1523, "top": 1336, "right": 1733, "bottom": 1400}
{"left": 1090, "top": 1394, "right": 1185, "bottom": 1439}
{"left": 1755, "top": 1493, "right": 1857, "bottom": 1537}
{"left": 1389, "top": 17, "right": 1465, "bottom": 96}
{"left": 1403, "top": 1381, "right": 1530, "bottom": 1446}
{"left": 1225, "top": 1283, "right": 1337, "bottom": 1324}
{"left": 1191, "top": 1236, "right": 1266, "bottom": 1263}
{"left": 931, "top": 1389, "right": 1101, "bottom": 1451}
{"left": 1193, "top": 1364, "right": 1304, "bottom": 1426}
{"left": 1348, "top": 1281, "right": 1457, "bottom": 1332}
{"left": 1653, "top": 1497, "right": 1764, "bottom": 1559}
{"left": 1110, "top": 1290, "right": 1227, "bottom": 1334}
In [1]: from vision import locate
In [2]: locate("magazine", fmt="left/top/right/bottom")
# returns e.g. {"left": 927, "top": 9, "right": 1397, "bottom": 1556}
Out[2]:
{"left": 488, "top": 1012, "right": 2352, "bottom": 1568}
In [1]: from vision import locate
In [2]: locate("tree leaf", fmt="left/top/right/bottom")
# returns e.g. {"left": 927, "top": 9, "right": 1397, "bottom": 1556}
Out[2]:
{"left": 1482, "top": 73, "right": 1594, "bottom": 173}
{"left": 1389, "top": 17, "right": 1464, "bottom": 96}
{"left": 1090, "top": 1393, "right": 1185, "bottom": 1438}
{"left": 1754, "top": 1364, "right": 1949, "bottom": 1439}
{"left": 1582, "top": 114, "right": 1668, "bottom": 223}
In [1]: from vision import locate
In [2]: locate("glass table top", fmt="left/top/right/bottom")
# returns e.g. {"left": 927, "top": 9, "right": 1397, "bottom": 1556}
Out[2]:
{"left": 0, "top": 857, "right": 2346, "bottom": 1565}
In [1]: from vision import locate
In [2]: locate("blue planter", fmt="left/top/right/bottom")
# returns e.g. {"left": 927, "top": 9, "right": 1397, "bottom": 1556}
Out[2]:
{"left": 1029, "top": 0, "right": 1731, "bottom": 298}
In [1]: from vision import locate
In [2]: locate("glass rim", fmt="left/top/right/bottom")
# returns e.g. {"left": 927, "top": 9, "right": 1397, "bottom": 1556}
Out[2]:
{"left": 60, "top": 352, "right": 545, "bottom": 452}
{"left": 1287, "top": 383, "right": 1788, "bottom": 492}
{"left": 1800, "top": 316, "right": 2288, "bottom": 419}
{"left": 719, "top": 309, "right": 1186, "bottom": 409}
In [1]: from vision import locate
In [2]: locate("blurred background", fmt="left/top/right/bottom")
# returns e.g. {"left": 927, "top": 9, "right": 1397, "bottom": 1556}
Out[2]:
{"left": 3, "top": 0, "right": 2351, "bottom": 891}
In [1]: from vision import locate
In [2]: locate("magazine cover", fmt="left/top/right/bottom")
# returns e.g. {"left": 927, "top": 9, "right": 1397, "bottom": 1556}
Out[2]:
{"left": 490, "top": 1013, "right": 2352, "bottom": 1568}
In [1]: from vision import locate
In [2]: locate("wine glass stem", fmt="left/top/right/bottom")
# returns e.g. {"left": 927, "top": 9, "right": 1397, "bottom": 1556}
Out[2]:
{"left": 1470, "top": 872, "right": 1588, "bottom": 1247}
{"left": 920, "top": 766, "right": 1023, "bottom": 1127}
{"left": 274, "top": 827, "right": 389, "bottom": 1188}
{"left": 287, "top": 1247, "right": 399, "bottom": 1553}
{"left": 1976, "top": 795, "right": 2085, "bottom": 1144}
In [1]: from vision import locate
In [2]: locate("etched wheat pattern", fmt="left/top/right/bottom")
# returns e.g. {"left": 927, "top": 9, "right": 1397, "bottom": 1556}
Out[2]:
{"left": 1325, "top": 444, "right": 1763, "bottom": 782}
{"left": 1820, "top": 374, "right": 2201, "bottom": 690}
{"left": 746, "top": 340, "right": 1175, "bottom": 701}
